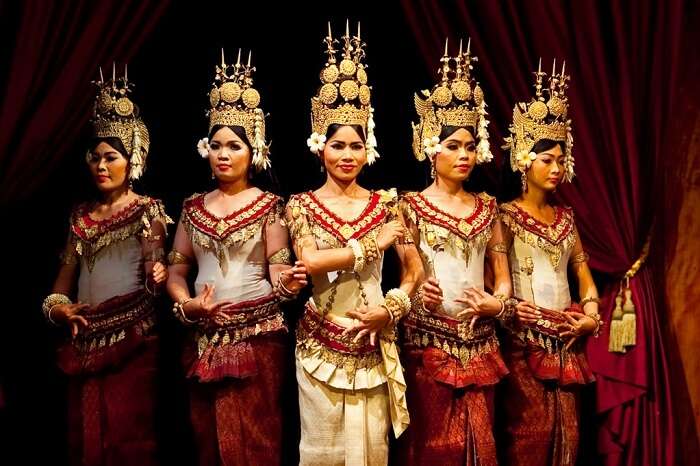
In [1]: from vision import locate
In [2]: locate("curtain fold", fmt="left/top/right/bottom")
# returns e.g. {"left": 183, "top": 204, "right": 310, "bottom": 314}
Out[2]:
{"left": 0, "top": 0, "right": 170, "bottom": 204}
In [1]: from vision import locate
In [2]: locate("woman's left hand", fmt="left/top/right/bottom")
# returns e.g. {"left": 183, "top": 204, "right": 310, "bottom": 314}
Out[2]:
{"left": 343, "top": 305, "right": 392, "bottom": 346}
{"left": 280, "top": 261, "right": 308, "bottom": 293}
{"left": 557, "top": 312, "right": 597, "bottom": 350}
{"left": 454, "top": 287, "right": 502, "bottom": 318}
{"left": 150, "top": 261, "right": 168, "bottom": 285}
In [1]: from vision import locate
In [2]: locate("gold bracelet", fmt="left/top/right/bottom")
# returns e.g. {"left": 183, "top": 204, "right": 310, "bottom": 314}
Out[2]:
{"left": 269, "top": 247, "right": 292, "bottom": 265}
{"left": 587, "top": 312, "right": 603, "bottom": 337}
{"left": 168, "top": 249, "right": 193, "bottom": 265}
{"left": 360, "top": 235, "right": 380, "bottom": 264}
{"left": 275, "top": 273, "right": 298, "bottom": 301}
{"left": 570, "top": 252, "right": 590, "bottom": 264}
{"left": 172, "top": 298, "right": 198, "bottom": 325}
{"left": 347, "top": 238, "right": 365, "bottom": 272}
{"left": 383, "top": 288, "right": 411, "bottom": 321}
{"left": 42, "top": 293, "right": 72, "bottom": 325}
{"left": 492, "top": 294, "right": 506, "bottom": 316}
{"left": 496, "top": 297, "right": 518, "bottom": 323}
{"left": 580, "top": 296, "right": 601, "bottom": 307}
{"left": 145, "top": 278, "right": 159, "bottom": 296}
{"left": 488, "top": 243, "right": 508, "bottom": 254}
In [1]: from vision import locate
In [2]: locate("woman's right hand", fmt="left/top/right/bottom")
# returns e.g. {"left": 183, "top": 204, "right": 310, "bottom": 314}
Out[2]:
{"left": 183, "top": 284, "right": 234, "bottom": 324}
{"left": 420, "top": 277, "right": 443, "bottom": 312}
{"left": 514, "top": 300, "right": 541, "bottom": 325}
{"left": 52, "top": 303, "right": 90, "bottom": 338}
{"left": 376, "top": 220, "right": 405, "bottom": 251}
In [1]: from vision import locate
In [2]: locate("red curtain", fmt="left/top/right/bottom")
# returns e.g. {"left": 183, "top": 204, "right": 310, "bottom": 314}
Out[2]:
{"left": 400, "top": 0, "right": 685, "bottom": 464}
{"left": 0, "top": 0, "right": 170, "bottom": 204}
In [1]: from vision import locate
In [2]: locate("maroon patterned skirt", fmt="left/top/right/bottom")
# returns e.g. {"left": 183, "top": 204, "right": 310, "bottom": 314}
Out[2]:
{"left": 500, "top": 305, "right": 595, "bottom": 466}
{"left": 183, "top": 295, "right": 288, "bottom": 466}
{"left": 398, "top": 308, "right": 509, "bottom": 466}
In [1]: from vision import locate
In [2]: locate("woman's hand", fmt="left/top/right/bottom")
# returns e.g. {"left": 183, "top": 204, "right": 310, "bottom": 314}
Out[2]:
{"left": 420, "top": 277, "right": 443, "bottom": 312}
{"left": 279, "top": 261, "right": 308, "bottom": 293}
{"left": 183, "top": 284, "right": 234, "bottom": 323}
{"left": 513, "top": 300, "right": 541, "bottom": 325}
{"left": 149, "top": 261, "right": 168, "bottom": 285}
{"left": 376, "top": 220, "right": 405, "bottom": 251}
{"left": 343, "top": 305, "right": 392, "bottom": 346}
{"left": 52, "top": 303, "right": 90, "bottom": 338}
{"left": 454, "top": 288, "right": 503, "bottom": 318}
{"left": 557, "top": 312, "right": 598, "bottom": 350}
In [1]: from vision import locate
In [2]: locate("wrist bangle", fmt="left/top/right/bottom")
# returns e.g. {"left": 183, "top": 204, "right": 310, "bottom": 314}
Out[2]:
{"left": 173, "top": 298, "right": 197, "bottom": 325}
{"left": 587, "top": 312, "right": 603, "bottom": 337}
{"left": 347, "top": 238, "right": 365, "bottom": 272}
{"left": 495, "top": 297, "right": 517, "bottom": 323}
{"left": 580, "top": 296, "right": 600, "bottom": 307}
{"left": 275, "top": 273, "right": 297, "bottom": 301}
{"left": 145, "top": 278, "right": 158, "bottom": 296}
{"left": 42, "top": 293, "right": 72, "bottom": 325}
{"left": 383, "top": 288, "right": 411, "bottom": 321}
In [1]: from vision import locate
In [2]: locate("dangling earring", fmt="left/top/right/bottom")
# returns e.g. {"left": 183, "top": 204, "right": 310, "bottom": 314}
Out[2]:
{"left": 521, "top": 171, "right": 528, "bottom": 192}
{"left": 211, "top": 172, "right": 215, "bottom": 180}
{"left": 430, "top": 159, "right": 436, "bottom": 179}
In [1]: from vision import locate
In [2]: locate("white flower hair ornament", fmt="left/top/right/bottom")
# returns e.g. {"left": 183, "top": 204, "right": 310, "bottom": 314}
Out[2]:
{"left": 197, "top": 138, "right": 211, "bottom": 158}
{"left": 423, "top": 136, "right": 442, "bottom": 157}
{"left": 515, "top": 150, "right": 538, "bottom": 171}
{"left": 307, "top": 132, "right": 326, "bottom": 155}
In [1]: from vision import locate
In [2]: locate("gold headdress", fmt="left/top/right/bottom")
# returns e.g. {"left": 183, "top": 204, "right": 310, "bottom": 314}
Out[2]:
{"left": 91, "top": 64, "right": 150, "bottom": 180}
{"left": 307, "top": 20, "right": 379, "bottom": 164}
{"left": 411, "top": 38, "right": 493, "bottom": 164}
{"left": 503, "top": 59, "right": 574, "bottom": 181}
{"left": 204, "top": 49, "right": 270, "bottom": 171}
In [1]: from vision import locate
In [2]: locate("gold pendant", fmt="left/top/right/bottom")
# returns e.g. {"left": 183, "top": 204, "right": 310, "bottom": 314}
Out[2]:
{"left": 216, "top": 219, "right": 229, "bottom": 235}
{"left": 339, "top": 223, "right": 355, "bottom": 240}
{"left": 458, "top": 219, "right": 472, "bottom": 236}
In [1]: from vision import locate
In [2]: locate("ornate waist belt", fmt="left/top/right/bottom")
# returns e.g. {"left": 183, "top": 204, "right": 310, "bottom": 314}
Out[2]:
{"left": 403, "top": 296, "right": 499, "bottom": 369}
{"left": 58, "top": 290, "right": 155, "bottom": 374}
{"left": 296, "top": 303, "right": 382, "bottom": 375}
{"left": 188, "top": 294, "right": 286, "bottom": 382}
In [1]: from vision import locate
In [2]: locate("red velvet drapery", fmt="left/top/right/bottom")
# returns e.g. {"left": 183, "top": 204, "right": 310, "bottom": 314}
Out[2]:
{"left": 0, "top": 0, "right": 170, "bottom": 204}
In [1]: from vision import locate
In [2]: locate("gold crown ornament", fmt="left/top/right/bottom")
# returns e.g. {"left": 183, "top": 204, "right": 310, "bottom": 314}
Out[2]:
{"left": 307, "top": 20, "right": 379, "bottom": 164}
{"left": 411, "top": 38, "right": 493, "bottom": 165}
{"left": 503, "top": 58, "right": 574, "bottom": 182}
{"left": 198, "top": 49, "right": 271, "bottom": 171}
{"left": 90, "top": 63, "right": 150, "bottom": 180}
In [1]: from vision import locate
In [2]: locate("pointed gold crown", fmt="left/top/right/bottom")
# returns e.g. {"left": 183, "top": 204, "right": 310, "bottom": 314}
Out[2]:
{"left": 411, "top": 38, "right": 493, "bottom": 164}
{"left": 504, "top": 59, "right": 574, "bottom": 181}
{"left": 309, "top": 20, "right": 379, "bottom": 164}
{"left": 207, "top": 49, "right": 270, "bottom": 171}
{"left": 91, "top": 64, "right": 150, "bottom": 180}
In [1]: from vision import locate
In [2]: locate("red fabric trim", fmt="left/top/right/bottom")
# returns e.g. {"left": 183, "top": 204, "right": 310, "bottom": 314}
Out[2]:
{"left": 183, "top": 191, "right": 278, "bottom": 239}
{"left": 300, "top": 191, "right": 387, "bottom": 242}
{"left": 405, "top": 192, "right": 495, "bottom": 240}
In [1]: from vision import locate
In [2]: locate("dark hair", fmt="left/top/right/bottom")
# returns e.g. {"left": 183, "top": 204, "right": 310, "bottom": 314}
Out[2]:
{"left": 208, "top": 124, "right": 253, "bottom": 151}
{"left": 325, "top": 123, "right": 366, "bottom": 142}
{"left": 531, "top": 138, "right": 565, "bottom": 155}
{"left": 438, "top": 125, "right": 475, "bottom": 141}
{"left": 89, "top": 137, "right": 129, "bottom": 159}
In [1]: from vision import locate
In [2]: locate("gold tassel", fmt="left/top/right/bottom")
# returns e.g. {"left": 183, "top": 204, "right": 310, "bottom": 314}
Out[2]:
{"left": 621, "top": 285, "right": 637, "bottom": 347}
{"left": 608, "top": 234, "right": 649, "bottom": 352}
{"left": 608, "top": 290, "right": 625, "bottom": 353}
